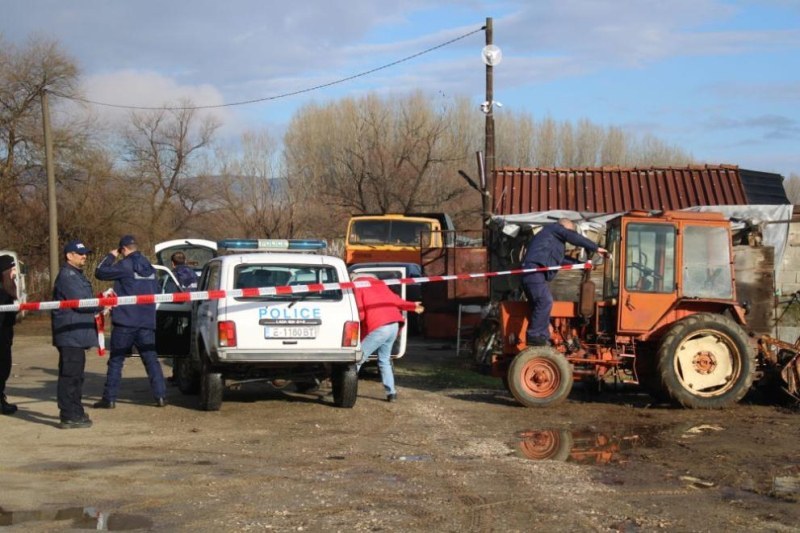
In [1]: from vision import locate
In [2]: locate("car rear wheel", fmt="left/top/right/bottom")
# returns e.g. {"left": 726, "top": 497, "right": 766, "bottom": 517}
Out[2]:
{"left": 332, "top": 363, "right": 358, "bottom": 408}
{"left": 199, "top": 359, "right": 223, "bottom": 411}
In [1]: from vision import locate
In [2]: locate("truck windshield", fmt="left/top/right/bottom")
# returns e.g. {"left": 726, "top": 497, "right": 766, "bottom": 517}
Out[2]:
{"left": 234, "top": 265, "right": 343, "bottom": 301}
{"left": 349, "top": 219, "right": 433, "bottom": 246}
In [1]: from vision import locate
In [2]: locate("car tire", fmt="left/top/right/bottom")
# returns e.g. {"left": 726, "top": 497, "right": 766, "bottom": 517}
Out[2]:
{"left": 332, "top": 363, "right": 358, "bottom": 408}
{"left": 199, "top": 360, "right": 223, "bottom": 411}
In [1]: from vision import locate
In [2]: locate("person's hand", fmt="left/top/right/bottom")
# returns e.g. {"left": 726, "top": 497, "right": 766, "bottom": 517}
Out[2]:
{"left": 414, "top": 302, "right": 425, "bottom": 314}
{"left": 110, "top": 248, "right": 120, "bottom": 258}
{"left": 597, "top": 247, "right": 610, "bottom": 258}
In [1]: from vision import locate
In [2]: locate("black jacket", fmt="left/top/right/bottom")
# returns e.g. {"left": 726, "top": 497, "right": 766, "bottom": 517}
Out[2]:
{"left": 52, "top": 264, "right": 101, "bottom": 348}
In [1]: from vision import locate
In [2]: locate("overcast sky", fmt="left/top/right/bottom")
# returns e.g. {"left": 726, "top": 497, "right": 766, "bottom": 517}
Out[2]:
{"left": 3, "top": 0, "right": 799, "bottom": 176}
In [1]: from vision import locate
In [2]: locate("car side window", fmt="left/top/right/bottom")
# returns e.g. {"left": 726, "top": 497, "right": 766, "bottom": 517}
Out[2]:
{"left": 201, "top": 262, "right": 221, "bottom": 291}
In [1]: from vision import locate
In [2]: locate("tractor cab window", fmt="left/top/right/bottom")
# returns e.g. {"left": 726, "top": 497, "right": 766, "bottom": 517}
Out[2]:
{"left": 624, "top": 223, "right": 675, "bottom": 293}
{"left": 682, "top": 225, "right": 733, "bottom": 299}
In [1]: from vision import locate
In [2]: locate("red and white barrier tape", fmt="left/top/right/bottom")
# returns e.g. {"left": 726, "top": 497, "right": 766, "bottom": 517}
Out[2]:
{"left": 0, "top": 262, "right": 593, "bottom": 313}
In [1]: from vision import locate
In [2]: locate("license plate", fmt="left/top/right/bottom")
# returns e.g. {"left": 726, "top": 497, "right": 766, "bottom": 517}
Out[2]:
{"left": 264, "top": 326, "right": 317, "bottom": 339}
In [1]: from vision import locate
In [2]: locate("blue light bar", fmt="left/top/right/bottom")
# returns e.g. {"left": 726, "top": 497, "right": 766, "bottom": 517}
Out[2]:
{"left": 217, "top": 239, "right": 327, "bottom": 251}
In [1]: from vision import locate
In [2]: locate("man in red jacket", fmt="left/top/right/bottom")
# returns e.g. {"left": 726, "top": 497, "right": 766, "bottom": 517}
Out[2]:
{"left": 353, "top": 274, "right": 424, "bottom": 402}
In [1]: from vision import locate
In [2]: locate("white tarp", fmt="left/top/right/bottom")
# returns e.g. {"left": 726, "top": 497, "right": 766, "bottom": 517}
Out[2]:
{"left": 492, "top": 205, "right": 793, "bottom": 275}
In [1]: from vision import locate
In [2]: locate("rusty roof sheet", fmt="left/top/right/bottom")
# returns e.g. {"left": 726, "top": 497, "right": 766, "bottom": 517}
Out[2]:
{"left": 491, "top": 165, "right": 778, "bottom": 215}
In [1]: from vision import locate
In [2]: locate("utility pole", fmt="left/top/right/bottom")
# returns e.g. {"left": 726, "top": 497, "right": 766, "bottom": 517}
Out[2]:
{"left": 41, "top": 89, "right": 59, "bottom": 287}
{"left": 484, "top": 17, "right": 495, "bottom": 208}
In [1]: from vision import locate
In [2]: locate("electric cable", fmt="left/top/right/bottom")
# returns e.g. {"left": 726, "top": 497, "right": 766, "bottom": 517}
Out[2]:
{"left": 51, "top": 26, "right": 485, "bottom": 111}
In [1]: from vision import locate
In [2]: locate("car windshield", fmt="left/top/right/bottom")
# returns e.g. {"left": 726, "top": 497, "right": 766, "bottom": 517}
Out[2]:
{"left": 233, "top": 264, "right": 343, "bottom": 301}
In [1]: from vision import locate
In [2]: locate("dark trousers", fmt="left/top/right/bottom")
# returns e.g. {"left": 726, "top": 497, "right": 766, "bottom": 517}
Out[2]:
{"left": 101, "top": 326, "right": 165, "bottom": 402}
{"left": 522, "top": 272, "right": 553, "bottom": 340}
{"left": 57, "top": 346, "right": 87, "bottom": 421}
{"left": 0, "top": 338, "right": 11, "bottom": 397}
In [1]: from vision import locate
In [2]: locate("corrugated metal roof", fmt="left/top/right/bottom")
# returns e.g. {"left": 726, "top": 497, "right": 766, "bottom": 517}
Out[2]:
{"left": 739, "top": 168, "right": 790, "bottom": 205}
{"left": 492, "top": 165, "right": 786, "bottom": 215}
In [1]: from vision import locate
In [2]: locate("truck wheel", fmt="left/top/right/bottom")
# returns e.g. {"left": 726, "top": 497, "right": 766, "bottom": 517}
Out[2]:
{"left": 175, "top": 358, "right": 200, "bottom": 395}
{"left": 657, "top": 313, "right": 754, "bottom": 409}
{"left": 199, "top": 360, "right": 223, "bottom": 411}
{"left": 507, "top": 347, "right": 573, "bottom": 407}
{"left": 332, "top": 363, "right": 358, "bottom": 408}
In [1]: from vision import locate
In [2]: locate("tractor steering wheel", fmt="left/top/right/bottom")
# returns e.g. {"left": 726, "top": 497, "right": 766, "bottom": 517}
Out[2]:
{"left": 631, "top": 262, "right": 662, "bottom": 279}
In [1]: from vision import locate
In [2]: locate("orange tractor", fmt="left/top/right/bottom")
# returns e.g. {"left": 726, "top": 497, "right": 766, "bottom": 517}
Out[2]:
{"left": 475, "top": 210, "right": 758, "bottom": 409}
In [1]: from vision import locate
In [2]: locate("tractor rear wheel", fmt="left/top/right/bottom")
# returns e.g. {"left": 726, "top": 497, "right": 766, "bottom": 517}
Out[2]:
{"left": 507, "top": 347, "right": 573, "bottom": 407}
{"left": 656, "top": 313, "right": 754, "bottom": 409}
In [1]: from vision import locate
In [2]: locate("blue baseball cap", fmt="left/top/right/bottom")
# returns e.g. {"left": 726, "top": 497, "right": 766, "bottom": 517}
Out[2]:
{"left": 118, "top": 235, "right": 137, "bottom": 248}
{"left": 64, "top": 239, "right": 92, "bottom": 255}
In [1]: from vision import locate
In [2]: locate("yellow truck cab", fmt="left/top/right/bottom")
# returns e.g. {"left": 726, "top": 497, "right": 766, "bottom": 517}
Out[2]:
{"left": 345, "top": 214, "right": 445, "bottom": 266}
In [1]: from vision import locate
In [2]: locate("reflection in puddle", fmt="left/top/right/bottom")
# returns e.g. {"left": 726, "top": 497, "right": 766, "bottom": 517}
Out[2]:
{"left": 514, "top": 428, "right": 659, "bottom": 464}
{"left": 0, "top": 506, "right": 153, "bottom": 530}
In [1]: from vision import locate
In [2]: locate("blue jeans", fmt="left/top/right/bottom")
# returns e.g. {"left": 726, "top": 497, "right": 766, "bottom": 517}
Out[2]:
{"left": 101, "top": 326, "right": 166, "bottom": 402}
{"left": 522, "top": 272, "right": 553, "bottom": 340}
{"left": 358, "top": 322, "right": 399, "bottom": 395}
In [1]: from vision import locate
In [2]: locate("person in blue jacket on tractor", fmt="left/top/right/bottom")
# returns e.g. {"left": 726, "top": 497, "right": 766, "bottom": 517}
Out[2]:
{"left": 93, "top": 235, "right": 167, "bottom": 409}
{"left": 521, "top": 218, "right": 608, "bottom": 346}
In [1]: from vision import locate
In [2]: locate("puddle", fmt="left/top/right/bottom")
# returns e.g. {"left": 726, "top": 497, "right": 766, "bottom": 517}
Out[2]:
{"left": 0, "top": 506, "right": 153, "bottom": 530}
{"left": 513, "top": 427, "right": 662, "bottom": 464}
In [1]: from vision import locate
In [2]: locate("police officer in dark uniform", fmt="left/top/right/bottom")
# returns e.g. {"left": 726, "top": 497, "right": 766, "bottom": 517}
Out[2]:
{"left": 93, "top": 235, "right": 167, "bottom": 408}
{"left": 52, "top": 239, "right": 100, "bottom": 429}
{"left": 0, "top": 254, "right": 19, "bottom": 415}
{"left": 170, "top": 251, "right": 198, "bottom": 290}
{"left": 521, "top": 218, "right": 608, "bottom": 346}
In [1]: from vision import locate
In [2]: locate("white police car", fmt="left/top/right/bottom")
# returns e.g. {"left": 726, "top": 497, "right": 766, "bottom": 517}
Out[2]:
{"left": 175, "top": 239, "right": 363, "bottom": 410}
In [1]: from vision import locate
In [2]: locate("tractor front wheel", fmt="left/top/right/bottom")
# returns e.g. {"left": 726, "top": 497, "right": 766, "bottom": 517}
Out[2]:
{"left": 657, "top": 313, "right": 754, "bottom": 409}
{"left": 507, "top": 347, "right": 573, "bottom": 407}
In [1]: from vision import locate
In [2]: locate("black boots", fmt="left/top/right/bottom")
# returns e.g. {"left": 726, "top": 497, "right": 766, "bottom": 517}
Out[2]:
{"left": 92, "top": 398, "right": 116, "bottom": 409}
{"left": 1, "top": 394, "right": 17, "bottom": 415}
{"left": 526, "top": 335, "right": 549, "bottom": 347}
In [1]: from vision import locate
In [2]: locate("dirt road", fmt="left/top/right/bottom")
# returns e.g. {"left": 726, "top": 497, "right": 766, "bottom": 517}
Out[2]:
{"left": 1, "top": 319, "right": 798, "bottom": 532}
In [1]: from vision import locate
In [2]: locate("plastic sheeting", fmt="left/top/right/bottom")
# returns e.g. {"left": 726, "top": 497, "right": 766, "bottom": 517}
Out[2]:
{"left": 492, "top": 205, "right": 793, "bottom": 276}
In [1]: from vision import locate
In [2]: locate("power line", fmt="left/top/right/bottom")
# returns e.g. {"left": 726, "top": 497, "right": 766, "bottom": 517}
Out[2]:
{"left": 53, "top": 26, "right": 485, "bottom": 111}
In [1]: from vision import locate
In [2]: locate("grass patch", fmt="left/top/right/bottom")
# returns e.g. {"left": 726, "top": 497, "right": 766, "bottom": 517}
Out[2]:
{"left": 395, "top": 360, "right": 501, "bottom": 390}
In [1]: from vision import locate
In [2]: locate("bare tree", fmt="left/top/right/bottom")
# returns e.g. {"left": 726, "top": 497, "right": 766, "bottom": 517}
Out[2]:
{"left": 118, "top": 102, "right": 219, "bottom": 245}
{"left": 284, "top": 92, "right": 475, "bottom": 237}
{"left": 495, "top": 111, "right": 692, "bottom": 168}
{"left": 784, "top": 173, "right": 800, "bottom": 204}
{"left": 207, "top": 129, "right": 296, "bottom": 238}
{"left": 0, "top": 36, "right": 78, "bottom": 189}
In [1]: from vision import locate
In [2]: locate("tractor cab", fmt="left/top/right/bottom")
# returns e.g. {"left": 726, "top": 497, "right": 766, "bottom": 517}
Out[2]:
{"left": 598, "top": 210, "right": 739, "bottom": 339}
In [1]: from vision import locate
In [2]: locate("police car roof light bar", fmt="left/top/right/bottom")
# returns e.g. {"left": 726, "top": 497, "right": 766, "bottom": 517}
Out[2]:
{"left": 217, "top": 239, "right": 327, "bottom": 252}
